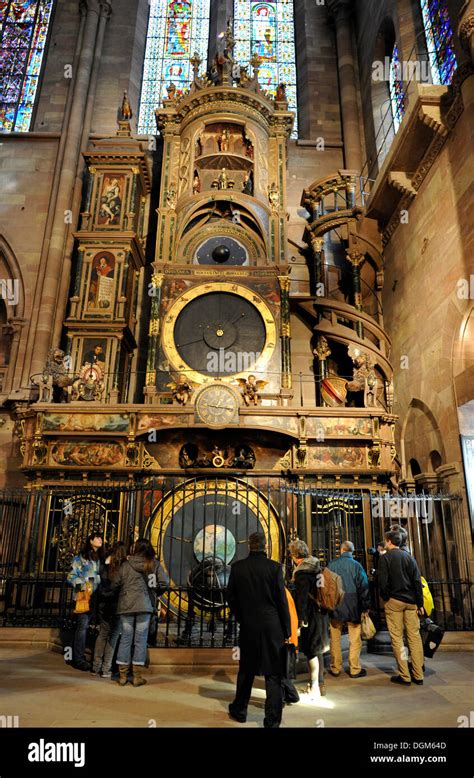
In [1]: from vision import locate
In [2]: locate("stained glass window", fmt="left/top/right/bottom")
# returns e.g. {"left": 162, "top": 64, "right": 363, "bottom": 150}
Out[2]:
{"left": 138, "top": 0, "right": 210, "bottom": 135}
{"left": 0, "top": 0, "right": 54, "bottom": 132}
{"left": 389, "top": 44, "right": 405, "bottom": 132}
{"left": 234, "top": 0, "right": 298, "bottom": 137}
{"left": 420, "top": 0, "right": 457, "bottom": 85}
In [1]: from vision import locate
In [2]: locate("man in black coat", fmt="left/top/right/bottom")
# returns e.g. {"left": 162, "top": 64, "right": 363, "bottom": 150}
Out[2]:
{"left": 226, "top": 532, "right": 291, "bottom": 728}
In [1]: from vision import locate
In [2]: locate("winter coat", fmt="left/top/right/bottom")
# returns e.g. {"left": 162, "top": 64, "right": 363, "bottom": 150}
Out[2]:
{"left": 377, "top": 548, "right": 423, "bottom": 608}
{"left": 67, "top": 555, "right": 101, "bottom": 600}
{"left": 96, "top": 561, "right": 120, "bottom": 623}
{"left": 292, "top": 556, "right": 330, "bottom": 659}
{"left": 226, "top": 551, "right": 291, "bottom": 676}
{"left": 327, "top": 551, "right": 371, "bottom": 624}
{"left": 110, "top": 555, "right": 167, "bottom": 616}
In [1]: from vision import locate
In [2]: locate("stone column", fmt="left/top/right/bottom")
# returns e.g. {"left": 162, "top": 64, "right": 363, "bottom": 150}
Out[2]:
{"left": 310, "top": 235, "right": 325, "bottom": 297}
{"left": 144, "top": 271, "right": 164, "bottom": 403}
{"left": 314, "top": 335, "right": 331, "bottom": 407}
{"left": 278, "top": 276, "right": 292, "bottom": 392}
{"left": 346, "top": 250, "right": 365, "bottom": 338}
{"left": 30, "top": 0, "right": 111, "bottom": 378}
{"left": 327, "top": 0, "right": 362, "bottom": 171}
{"left": 51, "top": 0, "right": 112, "bottom": 347}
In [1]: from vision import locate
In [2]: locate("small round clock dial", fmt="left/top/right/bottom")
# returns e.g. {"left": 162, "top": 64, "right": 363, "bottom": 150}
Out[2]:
{"left": 195, "top": 384, "right": 240, "bottom": 428}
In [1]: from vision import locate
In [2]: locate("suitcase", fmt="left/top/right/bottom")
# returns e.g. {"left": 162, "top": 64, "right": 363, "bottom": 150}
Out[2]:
{"left": 419, "top": 617, "right": 444, "bottom": 658}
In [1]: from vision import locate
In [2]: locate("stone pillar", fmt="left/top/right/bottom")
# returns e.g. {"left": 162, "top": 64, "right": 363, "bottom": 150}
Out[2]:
{"left": 327, "top": 0, "right": 362, "bottom": 172}
{"left": 346, "top": 250, "right": 365, "bottom": 338}
{"left": 314, "top": 335, "right": 331, "bottom": 407}
{"left": 310, "top": 235, "right": 325, "bottom": 297}
{"left": 144, "top": 271, "right": 164, "bottom": 403}
{"left": 278, "top": 276, "right": 292, "bottom": 391}
{"left": 51, "top": 0, "right": 112, "bottom": 348}
{"left": 30, "top": 0, "right": 111, "bottom": 377}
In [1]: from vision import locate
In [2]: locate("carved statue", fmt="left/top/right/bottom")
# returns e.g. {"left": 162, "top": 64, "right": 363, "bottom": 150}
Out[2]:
{"left": 276, "top": 83, "right": 287, "bottom": 102}
{"left": 167, "top": 374, "right": 194, "bottom": 405}
{"left": 218, "top": 168, "right": 228, "bottom": 190}
{"left": 39, "top": 349, "right": 77, "bottom": 403}
{"left": 218, "top": 127, "right": 230, "bottom": 152}
{"left": 192, "top": 170, "right": 201, "bottom": 194}
{"left": 242, "top": 169, "right": 254, "bottom": 196}
{"left": 346, "top": 349, "right": 379, "bottom": 408}
{"left": 166, "top": 186, "right": 177, "bottom": 209}
{"left": 268, "top": 182, "right": 279, "bottom": 210}
{"left": 231, "top": 446, "right": 256, "bottom": 469}
{"left": 120, "top": 90, "right": 133, "bottom": 120}
{"left": 235, "top": 375, "right": 268, "bottom": 406}
{"left": 166, "top": 82, "right": 177, "bottom": 101}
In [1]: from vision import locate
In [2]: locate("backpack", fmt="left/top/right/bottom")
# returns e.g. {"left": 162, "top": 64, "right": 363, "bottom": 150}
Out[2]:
{"left": 421, "top": 576, "right": 434, "bottom": 616}
{"left": 313, "top": 567, "right": 345, "bottom": 612}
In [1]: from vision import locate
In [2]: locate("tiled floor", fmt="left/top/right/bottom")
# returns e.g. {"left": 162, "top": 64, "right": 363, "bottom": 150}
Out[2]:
{"left": 0, "top": 647, "right": 472, "bottom": 728}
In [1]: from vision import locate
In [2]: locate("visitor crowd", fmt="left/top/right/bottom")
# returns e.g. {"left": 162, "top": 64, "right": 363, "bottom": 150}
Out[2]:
{"left": 67, "top": 524, "right": 427, "bottom": 726}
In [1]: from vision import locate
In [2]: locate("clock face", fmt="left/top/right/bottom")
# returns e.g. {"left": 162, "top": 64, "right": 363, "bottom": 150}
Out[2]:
{"left": 195, "top": 384, "right": 240, "bottom": 427}
{"left": 196, "top": 236, "right": 248, "bottom": 265}
{"left": 162, "top": 282, "right": 277, "bottom": 384}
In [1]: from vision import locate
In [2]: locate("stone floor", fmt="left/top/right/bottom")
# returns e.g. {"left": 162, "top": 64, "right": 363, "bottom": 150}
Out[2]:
{"left": 0, "top": 647, "right": 473, "bottom": 728}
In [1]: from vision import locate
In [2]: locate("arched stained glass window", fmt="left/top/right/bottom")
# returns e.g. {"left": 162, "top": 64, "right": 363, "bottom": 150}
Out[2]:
{"left": 234, "top": 0, "right": 298, "bottom": 137}
{"left": 138, "top": 0, "right": 211, "bottom": 135}
{"left": 389, "top": 44, "right": 405, "bottom": 132}
{"left": 420, "top": 0, "right": 457, "bottom": 85}
{"left": 0, "top": 0, "right": 54, "bottom": 133}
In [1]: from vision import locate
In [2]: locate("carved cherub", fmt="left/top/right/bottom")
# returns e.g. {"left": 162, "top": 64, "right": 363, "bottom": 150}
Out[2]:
{"left": 167, "top": 374, "right": 195, "bottom": 405}
{"left": 39, "top": 348, "right": 77, "bottom": 402}
{"left": 235, "top": 375, "right": 268, "bottom": 406}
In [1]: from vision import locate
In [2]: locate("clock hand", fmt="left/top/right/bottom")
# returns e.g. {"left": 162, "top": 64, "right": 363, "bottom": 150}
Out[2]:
{"left": 176, "top": 334, "right": 204, "bottom": 348}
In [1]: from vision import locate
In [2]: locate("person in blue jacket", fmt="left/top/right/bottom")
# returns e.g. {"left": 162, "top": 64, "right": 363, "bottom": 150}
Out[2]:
{"left": 327, "top": 540, "right": 370, "bottom": 679}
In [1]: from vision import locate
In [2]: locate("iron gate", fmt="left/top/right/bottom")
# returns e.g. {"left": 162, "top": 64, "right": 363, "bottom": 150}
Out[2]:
{"left": 0, "top": 479, "right": 472, "bottom": 645}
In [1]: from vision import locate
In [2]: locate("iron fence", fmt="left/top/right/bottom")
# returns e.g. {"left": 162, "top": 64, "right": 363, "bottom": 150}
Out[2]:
{"left": 0, "top": 479, "right": 472, "bottom": 645}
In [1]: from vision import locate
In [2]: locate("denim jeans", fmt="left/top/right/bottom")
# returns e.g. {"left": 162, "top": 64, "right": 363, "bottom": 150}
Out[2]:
{"left": 92, "top": 617, "right": 121, "bottom": 673}
{"left": 116, "top": 613, "right": 151, "bottom": 666}
{"left": 73, "top": 612, "right": 93, "bottom": 664}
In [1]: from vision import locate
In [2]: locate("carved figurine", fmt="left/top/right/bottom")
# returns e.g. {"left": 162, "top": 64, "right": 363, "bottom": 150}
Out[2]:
{"left": 39, "top": 348, "right": 77, "bottom": 403}
{"left": 231, "top": 446, "right": 256, "bottom": 469}
{"left": 120, "top": 90, "right": 133, "bottom": 120}
{"left": 192, "top": 170, "right": 201, "bottom": 194}
{"left": 167, "top": 374, "right": 194, "bottom": 405}
{"left": 242, "top": 169, "right": 254, "bottom": 196}
{"left": 218, "top": 168, "right": 228, "bottom": 190}
{"left": 346, "top": 349, "right": 379, "bottom": 408}
{"left": 236, "top": 375, "right": 268, "bottom": 406}
{"left": 166, "top": 82, "right": 177, "bottom": 101}
{"left": 276, "top": 83, "right": 287, "bottom": 102}
{"left": 218, "top": 127, "right": 230, "bottom": 152}
{"left": 268, "top": 182, "right": 279, "bottom": 210}
{"left": 166, "top": 186, "right": 177, "bottom": 209}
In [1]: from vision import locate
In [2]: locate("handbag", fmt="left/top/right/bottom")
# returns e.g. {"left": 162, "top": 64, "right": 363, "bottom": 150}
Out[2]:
{"left": 74, "top": 588, "right": 92, "bottom": 614}
{"left": 360, "top": 611, "right": 376, "bottom": 640}
{"left": 284, "top": 642, "right": 297, "bottom": 680}
{"left": 419, "top": 617, "right": 444, "bottom": 658}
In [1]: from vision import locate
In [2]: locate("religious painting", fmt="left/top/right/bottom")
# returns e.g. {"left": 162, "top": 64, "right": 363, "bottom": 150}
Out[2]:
{"left": 309, "top": 446, "right": 367, "bottom": 469}
{"left": 137, "top": 413, "right": 184, "bottom": 433}
{"left": 87, "top": 251, "right": 116, "bottom": 311}
{"left": 80, "top": 338, "right": 107, "bottom": 371}
{"left": 252, "top": 3, "right": 277, "bottom": 61}
{"left": 305, "top": 417, "right": 373, "bottom": 438}
{"left": 43, "top": 413, "right": 130, "bottom": 433}
{"left": 49, "top": 441, "right": 125, "bottom": 467}
{"left": 97, "top": 174, "right": 125, "bottom": 226}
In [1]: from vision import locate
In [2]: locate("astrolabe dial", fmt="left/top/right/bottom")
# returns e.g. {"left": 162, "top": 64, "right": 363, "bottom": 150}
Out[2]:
{"left": 161, "top": 282, "right": 277, "bottom": 384}
{"left": 194, "top": 383, "right": 240, "bottom": 428}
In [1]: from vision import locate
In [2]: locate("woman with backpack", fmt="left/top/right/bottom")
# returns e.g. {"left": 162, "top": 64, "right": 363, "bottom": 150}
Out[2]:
{"left": 289, "top": 539, "right": 330, "bottom": 700}
{"left": 91, "top": 541, "right": 127, "bottom": 678}
{"left": 110, "top": 538, "right": 167, "bottom": 687}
